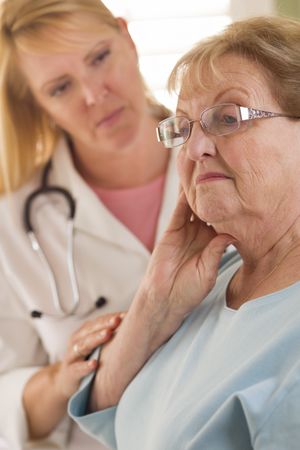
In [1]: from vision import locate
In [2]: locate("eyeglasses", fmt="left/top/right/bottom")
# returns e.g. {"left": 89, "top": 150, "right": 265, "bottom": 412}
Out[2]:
{"left": 156, "top": 103, "right": 300, "bottom": 148}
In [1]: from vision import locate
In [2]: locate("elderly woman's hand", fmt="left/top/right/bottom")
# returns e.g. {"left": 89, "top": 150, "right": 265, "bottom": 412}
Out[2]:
{"left": 89, "top": 193, "right": 233, "bottom": 411}
{"left": 141, "top": 192, "right": 233, "bottom": 321}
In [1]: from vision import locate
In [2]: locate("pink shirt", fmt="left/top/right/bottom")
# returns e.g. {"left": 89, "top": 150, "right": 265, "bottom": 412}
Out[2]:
{"left": 90, "top": 175, "right": 166, "bottom": 252}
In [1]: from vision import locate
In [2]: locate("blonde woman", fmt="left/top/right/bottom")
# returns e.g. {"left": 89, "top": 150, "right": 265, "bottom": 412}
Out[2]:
{"left": 0, "top": 1, "right": 178, "bottom": 449}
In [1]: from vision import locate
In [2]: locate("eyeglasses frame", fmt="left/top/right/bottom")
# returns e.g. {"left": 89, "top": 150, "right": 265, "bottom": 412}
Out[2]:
{"left": 156, "top": 103, "right": 300, "bottom": 148}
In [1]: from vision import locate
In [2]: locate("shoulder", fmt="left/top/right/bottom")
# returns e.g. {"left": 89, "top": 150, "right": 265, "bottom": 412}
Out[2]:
{"left": 0, "top": 138, "right": 69, "bottom": 232}
{"left": 0, "top": 169, "right": 42, "bottom": 232}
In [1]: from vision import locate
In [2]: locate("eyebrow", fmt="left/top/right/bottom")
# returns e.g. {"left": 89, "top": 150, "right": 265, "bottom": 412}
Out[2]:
{"left": 41, "top": 39, "right": 110, "bottom": 91}
{"left": 214, "top": 86, "right": 250, "bottom": 102}
{"left": 176, "top": 108, "right": 187, "bottom": 116}
{"left": 176, "top": 86, "right": 250, "bottom": 115}
{"left": 83, "top": 39, "right": 110, "bottom": 64}
{"left": 42, "top": 75, "right": 69, "bottom": 93}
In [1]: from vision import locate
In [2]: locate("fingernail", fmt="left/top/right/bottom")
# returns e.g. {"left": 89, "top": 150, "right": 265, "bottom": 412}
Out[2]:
{"left": 88, "top": 359, "right": 98, "bottom": 368}
{"left": 109, "top": 316, "right": 117, "bottom": 326}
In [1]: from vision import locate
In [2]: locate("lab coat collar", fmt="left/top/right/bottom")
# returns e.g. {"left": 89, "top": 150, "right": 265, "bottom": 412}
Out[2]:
{"left": 50, "top": 138, "right": 179, "bottom": 253}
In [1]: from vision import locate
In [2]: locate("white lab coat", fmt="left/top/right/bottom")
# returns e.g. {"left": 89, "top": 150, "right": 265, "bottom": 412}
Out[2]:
{"left": 0, "top": 138, "right": 179, "bottom": 450}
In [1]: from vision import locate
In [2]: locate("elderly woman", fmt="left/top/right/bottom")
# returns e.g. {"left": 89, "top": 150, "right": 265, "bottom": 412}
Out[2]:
{"left": 69, "top": 16, "right": 300, "bottom": 449}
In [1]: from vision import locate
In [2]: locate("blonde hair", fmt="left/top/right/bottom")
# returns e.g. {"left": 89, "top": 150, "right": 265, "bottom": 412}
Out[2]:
{"left": 169, "top": 16, "right": 300, "bottom": 116}
{"left": 0, "top": 0, "right": 170, "bottom": 192}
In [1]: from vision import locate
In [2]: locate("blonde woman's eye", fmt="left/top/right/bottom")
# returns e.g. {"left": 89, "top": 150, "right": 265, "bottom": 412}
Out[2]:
{"left": 92, "top": 49, "right": 110, "bottom": 65}
{"left": 50, "top": 81, "right": 70, "bottom": 97}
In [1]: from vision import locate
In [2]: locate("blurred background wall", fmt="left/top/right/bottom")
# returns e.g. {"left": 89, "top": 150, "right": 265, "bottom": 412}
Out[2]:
{"left": 276, "top": 0, "right": 300, "bottom": 18}
{"left": 104, "top": 0, "right": 300, "bottom": 110}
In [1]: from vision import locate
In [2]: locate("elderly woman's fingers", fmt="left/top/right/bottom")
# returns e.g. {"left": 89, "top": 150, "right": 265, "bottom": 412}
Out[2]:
{"left": 164, "top": 191, "right": 216, "bottom": 247}
{"left": 166, "top": 191, "right": 193, "bottom": 231}
{"left": 198, "top": 234, "right": 234, "bottom": 289}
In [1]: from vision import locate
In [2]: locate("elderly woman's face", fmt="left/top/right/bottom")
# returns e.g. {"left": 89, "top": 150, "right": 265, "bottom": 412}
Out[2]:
{"left": 176, "top": 54, "right": 300, "bottom": 231}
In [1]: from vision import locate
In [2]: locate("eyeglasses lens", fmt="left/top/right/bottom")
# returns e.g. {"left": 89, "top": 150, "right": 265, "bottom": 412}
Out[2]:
{"left": 158, "top": 104, "right": 242, "bottom": 148}
{"left": 158, "top": 116, "right": 190, "bottom": 148}
{"left": 203, "top": 104, "right": 240, "bottom": 135}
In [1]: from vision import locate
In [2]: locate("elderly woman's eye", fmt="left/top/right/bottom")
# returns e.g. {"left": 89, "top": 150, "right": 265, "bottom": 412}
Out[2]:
{"left": 175, "top": 126, "right": 186, "bottom": 137}
{"left": 222, "top": 114, "right": 238, "bottom": 124}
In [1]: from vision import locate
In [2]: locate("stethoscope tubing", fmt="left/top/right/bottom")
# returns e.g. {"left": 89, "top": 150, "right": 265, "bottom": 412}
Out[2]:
{"left": 23, "top": 160, "right": 87, "bottom": 319}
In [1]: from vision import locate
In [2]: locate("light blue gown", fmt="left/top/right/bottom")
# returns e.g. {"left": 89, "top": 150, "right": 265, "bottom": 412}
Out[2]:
{"left": 69, "top": 252, "right": 300, "bottom": 449}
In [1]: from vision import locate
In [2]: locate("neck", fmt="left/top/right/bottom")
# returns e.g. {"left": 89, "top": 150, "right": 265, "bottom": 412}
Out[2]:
{"left": 226, "top": 216, "right": 300, "bottom": 309}
{"left": 70, "top": 115, "right": 169, "bottom": 189}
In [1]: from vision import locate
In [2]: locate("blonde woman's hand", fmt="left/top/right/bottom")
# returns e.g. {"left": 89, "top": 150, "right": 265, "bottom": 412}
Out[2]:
{"left": 23, "top": 312, "right": 125, "bottom": 439}
{"left": 54, "top": 312, "right": 124, "bottom": 400}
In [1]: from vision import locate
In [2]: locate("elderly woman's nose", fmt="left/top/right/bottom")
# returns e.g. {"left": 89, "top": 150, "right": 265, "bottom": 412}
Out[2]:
{"left": 186, "top": 128, "right": 216, "bottom": 161}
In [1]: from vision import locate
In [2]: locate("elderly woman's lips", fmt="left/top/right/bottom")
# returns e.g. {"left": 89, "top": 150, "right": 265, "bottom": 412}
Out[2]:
{"left": 96, "top": 107, "right": 124, "bottom": 128}
{"left": 196, "top": 173, "right": 231, "bottom": 184}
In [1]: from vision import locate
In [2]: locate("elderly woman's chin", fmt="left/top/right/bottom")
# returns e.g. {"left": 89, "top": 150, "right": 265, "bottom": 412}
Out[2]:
{"left": 195, "top": 200, "right": 232, "bottom": 226}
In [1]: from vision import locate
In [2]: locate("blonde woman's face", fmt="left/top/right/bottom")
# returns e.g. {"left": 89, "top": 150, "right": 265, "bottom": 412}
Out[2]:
{"left": 17, "top": 20, "right": 147, "bottom": 155}
{"left": 176, "top": 54, "right": 300, "bottom": 237}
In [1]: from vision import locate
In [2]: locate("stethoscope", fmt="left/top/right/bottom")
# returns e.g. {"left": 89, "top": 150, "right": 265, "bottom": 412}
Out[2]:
{"left": 23, "top": 160, "right": 107, "bottom": 319}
